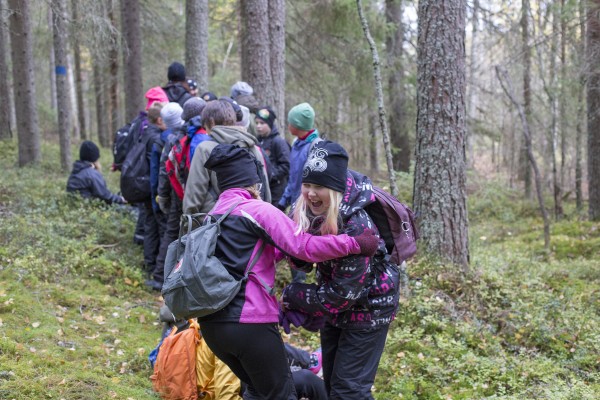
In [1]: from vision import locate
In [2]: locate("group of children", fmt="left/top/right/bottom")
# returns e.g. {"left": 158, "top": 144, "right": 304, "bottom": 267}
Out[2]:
{"left": 66, "top": 61, "right": 401, "bottom": 399}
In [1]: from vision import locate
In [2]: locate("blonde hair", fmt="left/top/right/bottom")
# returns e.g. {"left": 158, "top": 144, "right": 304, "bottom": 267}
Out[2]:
{"left": 245, "top": 184, "right": 262, "bottom": 200}
{"left": 292, "top": 189, "right": 343, "bottom": 236}
{"left": 147, "top": 102, "right": 165, "bottom": 124}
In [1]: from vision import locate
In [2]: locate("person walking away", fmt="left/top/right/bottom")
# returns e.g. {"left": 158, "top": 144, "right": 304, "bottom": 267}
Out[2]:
{"left": 162, "top": 61, "right": 193, "bottom": 107}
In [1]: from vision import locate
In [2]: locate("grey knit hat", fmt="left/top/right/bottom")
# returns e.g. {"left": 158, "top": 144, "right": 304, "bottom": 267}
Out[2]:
{"left": 230, "top": 81, "right": 253, "bottom": 98}
{"left": 160, "top": 102, "right": 184, "bottom": 130}
{"left": 181, "top": 97, "right": 207, "bottom": 122}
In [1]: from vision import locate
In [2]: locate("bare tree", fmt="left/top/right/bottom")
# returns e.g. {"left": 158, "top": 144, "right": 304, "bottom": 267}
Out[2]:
{"left": 240, "top": 0, "right": 272, "bottom": 106}
{"left": 52, "top": 0, "right": 72, "bottom": 171}
{"left": 269, "top": 0, "right": 286, "bottom": 127}
{"left": 8, "top": 0, "right": 41, "bottom": 166}
{"left": 520, "top": 0, "right": 532, "bottom": 198}
{"left": 185, "top": 0, "right": 209, "bottom": 93}
{"left": 588, "top": 0, "right": 600, "bottom": 220}
{"left": 72, "top": 0, "right": 86, "bottom": 140}
{"left": 121, "top": 0, "right": 143, "bottom": 122}
{"left": 47, "top": 6, "right": 57, "bottom": 111}
{"left": 0, "top": 0, "right": 12, "bottom": 140}
{"left": 413, "top": 0, "right": 469, "bottom": 268}
{"left": 108, "top": 0, "right": 121, "bottom": 134}
{"left": 386, "top": 0, "right": 410, "bottom": 173}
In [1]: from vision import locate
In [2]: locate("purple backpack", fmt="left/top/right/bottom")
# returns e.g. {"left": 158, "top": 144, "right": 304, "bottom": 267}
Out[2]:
{"left": 365, "top": 186, "right": 419, "bottom": 264}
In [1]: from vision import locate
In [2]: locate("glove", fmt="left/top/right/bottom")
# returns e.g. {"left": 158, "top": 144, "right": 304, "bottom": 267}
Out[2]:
{"left": 302, "top": 315, "right": 325, "bottom": 332}
{"left": 353, "top": 228, "right": 379, "bottom": 256}
{"left": 276, "top": 203, "right": 287, "bottom": 212}
{"left": 156, "top": 195, "right": 170, "bottom": 214}
{"left": 278, "top": 308, "right": 308, "bottom": 334}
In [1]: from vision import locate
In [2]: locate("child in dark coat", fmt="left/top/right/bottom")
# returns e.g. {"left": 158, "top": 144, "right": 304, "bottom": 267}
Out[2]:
{"left": 66, "top": 141, "right": 126, "bottom": 205}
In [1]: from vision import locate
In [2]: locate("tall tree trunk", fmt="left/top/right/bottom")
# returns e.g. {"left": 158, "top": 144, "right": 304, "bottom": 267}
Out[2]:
{"left": 47, "top": 6, "right": 57, "bottom": 111}
{"left": 357, "top": 0, "right": 399, "bottom": 198}
{"left": 559, "top": 0, "right": 567, "bottom": 193}
{"left": 71, "top": 0, "right": 86, "bottom": 140}
{"left": 587, "top": 0, "right": 600, "bottom": 220}
{"left": 0, "top": 0, "right": 13, "bottom": 140}
{"left": 520, "top": 0, "right": 532, "bottom": 198}
{"left": 185, "top": 0, "right": 209, "bottom": 93}
{"left": 8, "top": 0, "right": 41, "bottom": 166}
{"left": 466, "top": 0, "right": 479, "bottom": 169}
{"left": 386, "top": 0, "right": 410, "bottom": 173}
{"left": 121, "top": 0, "right": 143, "bottom": 122}
{"left": 548, "top": 3, "right": 563, "bottom": 219}
{"left": 414, "top": 0, "right": 469, "bottom": 268}
{"left": 108, "top": 0, "right": 121, "bottom": 134}
{"left": 240, "top": 0, "right": 272, "bottom": 106}
{"left": 497, "top": 66, "right": 551, "bottom": 249}
{"left": 369, "top": 113, "right": 378, "bottom": 172}
{"left": 576, "top": 0, "right": 586, "bottom": 213}
{"left": 52, "top": 0, "right": 72, "bottom": 171}
{"left": 269, "top": 0, "right": 285, "bottom": 131}
{"left": 93, "top": 58, "right": 109, "bottom": 148}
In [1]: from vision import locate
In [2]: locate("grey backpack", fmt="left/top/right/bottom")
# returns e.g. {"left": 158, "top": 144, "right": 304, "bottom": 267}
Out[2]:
{"left": 161, "top": 201, "right": 267, "bottom": 319}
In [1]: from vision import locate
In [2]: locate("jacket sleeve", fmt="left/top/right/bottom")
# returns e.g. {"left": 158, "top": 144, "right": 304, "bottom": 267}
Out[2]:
{"left": 89, "top": 170, "right": 123, "bottom": 204}
{"left": 158, "top": 139, "right": 174, "bottom": 199}
{"left": 270, "top": 137, "right": 290, "bottom": 183}
{"left": 182, "top": 141, "right": 217, "bottom": 214}
{"left": 282, "top": 212, "right": 378, "bottom": 316}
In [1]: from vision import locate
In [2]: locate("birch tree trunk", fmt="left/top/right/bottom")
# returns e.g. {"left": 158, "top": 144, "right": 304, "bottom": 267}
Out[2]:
{"left": 121, "top": 0, "right": 143, "bottom": 122}
{"left": 185, "top": 0, "right": 209, "bottom": 93}
{"left": 52, "top": 0, "right": 72, "bottom": 171}
{"left": 414, "top": 0, "right": 469, "bottom": 267}
{"left": 8, "top": 0, "right": 41, "bottom": 166}
{"left": 269, "top": 0, "right": 285, "bottom": 130}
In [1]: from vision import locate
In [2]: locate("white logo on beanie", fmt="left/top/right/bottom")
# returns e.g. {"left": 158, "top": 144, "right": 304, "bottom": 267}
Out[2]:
{"left": 303, "top": 148, "right": 328, "bottom": 177}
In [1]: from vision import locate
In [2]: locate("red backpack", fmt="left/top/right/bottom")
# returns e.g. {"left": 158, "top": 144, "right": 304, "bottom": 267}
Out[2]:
{"left": 165, "top": 128, "right": 207, "bottom": 200}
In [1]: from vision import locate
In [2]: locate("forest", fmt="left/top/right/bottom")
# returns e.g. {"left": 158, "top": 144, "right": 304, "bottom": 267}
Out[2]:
{"left": 0, "top": 0, "right": 599, "bottom": 399}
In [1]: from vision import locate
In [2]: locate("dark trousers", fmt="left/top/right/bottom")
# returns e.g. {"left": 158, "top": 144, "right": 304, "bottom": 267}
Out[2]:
{"left": 134, "top": 203, "right": 145, "bottom": 240}
{"left": 142, "top": 201, "right": 164, "bottom": 273}
{"left": 292, "top": 370, "right": 327, "bottom": 400}
{"left": 321, "top": 323, "right": 390, "bottom": 400}
{"left": 200, "top": 322, "right": 297, "bottom": 400}
{"left": 153, "top": 195, "right": 182, "bottom": 283}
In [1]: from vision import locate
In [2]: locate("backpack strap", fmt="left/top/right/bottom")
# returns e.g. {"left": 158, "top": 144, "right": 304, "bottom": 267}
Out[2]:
{"left": 243, "top": 241, "right": 274, "bottom": 296}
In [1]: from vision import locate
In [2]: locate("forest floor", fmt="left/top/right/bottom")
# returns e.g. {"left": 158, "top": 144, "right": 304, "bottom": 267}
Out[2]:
{"left": 0, "top": 141, "right": 598, "bottom": 400}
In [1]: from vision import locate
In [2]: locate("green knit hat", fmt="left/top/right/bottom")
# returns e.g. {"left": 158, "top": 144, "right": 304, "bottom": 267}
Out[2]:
{"left": 287, "top": 102, "right": 315, "bottom": 131}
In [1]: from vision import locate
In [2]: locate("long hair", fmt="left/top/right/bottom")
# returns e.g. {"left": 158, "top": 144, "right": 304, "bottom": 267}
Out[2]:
{"left": 292, "top": 189, "right": 343, "bottom": 236}
{"left": 245, "top": 184, "right": 261, "bottom": 200}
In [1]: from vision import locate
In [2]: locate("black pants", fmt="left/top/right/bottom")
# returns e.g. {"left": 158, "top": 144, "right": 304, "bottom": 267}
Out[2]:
{"left": 153, "top": 195, "right": 181, "bottom": 283}
{"left": 292, "top": 370, "right": 327, "bottom": 400}
{"left": 321, "top": 323, "right": 390, "bottom": 400}
{"left": 142, "top": 201, "right": 164, "bottom": 273}
{"left": 200, "top": 322, "right": 297, "bottom": 400}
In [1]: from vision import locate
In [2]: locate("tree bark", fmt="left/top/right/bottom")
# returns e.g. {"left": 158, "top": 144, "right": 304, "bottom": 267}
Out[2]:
{"left": 240, "top": 0, "right": 272, "bottom": 106}
{"left": 414, "top": 0, "right": 470, "bottom": 268}
{"left": 8, "top": 0, "right": 41, "bottom": 166}
{"left": 52, "top": 0, "right": 72, "bottom": 171}
{"left": 465, "top": 0, "right": 479, "bottom": 169}
{"left": 72, "top": 0, "right": 86, "bottom": 140}
{"left": 588, "top": 0, "right": 600, "bottom": 220}
{"left": 94, "top": 57, "right": 109, "bottom": 148}
{"left": 520, "top": 0, "right": 532, "bottom": 198}
{"left": 108, "top": 0, "right": 121, "bottom": 134}
{"left": 576, "top": 0, "right": 586, "bottom": 213}
{"left": 386, "top": 0, "right": 410, "bottom": 173}
{"left": 185, "top": 0, "right": 209, "bottom": 93}
{"left": 496, "top": 66, "right": 551, "bottom": 249}
{"left": 121, "top": 0, "right": 143, "bottom": 122}
{"left": 47, "top": 6, "right": 57, "bottom": 111}
{"left": 0, "top": 0, "right": 13, "bottom": 140}
{"left": 269, "top": 0, "right": 286, "bottom": 130}
{"left": 357, "top": 0, "right": 399, "bottom": 198}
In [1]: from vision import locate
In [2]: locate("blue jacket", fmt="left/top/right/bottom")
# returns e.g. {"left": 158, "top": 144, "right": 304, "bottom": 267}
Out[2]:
{"left": 278, "top": 130, "right": 319, "bottom": 208}
{"left": 66, "top": 161, "right": 125, "bottom": 204}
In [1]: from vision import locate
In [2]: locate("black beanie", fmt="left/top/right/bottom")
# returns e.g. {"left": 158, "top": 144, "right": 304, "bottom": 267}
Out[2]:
{"left": 256, "top": 107, "right": 276, "bottom": 130}
{"left": 201, "top": 91, "right": 218, "bottom": 102}
{"left": 302, "top": 140, "right": 348, "bottom": 193}
{"left": 79, "top": 140, "right": 100, "bottom": 163}
{"left": 204, "top": 144, "right": 261, "bottom": 192}
{"left": 167, "top": 62, "right": 186, "bottom": 82}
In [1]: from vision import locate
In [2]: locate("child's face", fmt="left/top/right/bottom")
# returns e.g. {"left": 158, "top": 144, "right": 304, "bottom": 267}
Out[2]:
{"left": 301, "top": 183, "right": 331, "bottom": 216}
{"left": 157, "top": 117, "right": 167, "bottom": 131}
{"left": 255, "top": 119, "right": 271, "bottom": 137}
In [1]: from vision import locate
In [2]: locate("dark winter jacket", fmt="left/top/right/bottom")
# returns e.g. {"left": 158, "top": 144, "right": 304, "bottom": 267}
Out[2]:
{"left": 278, "top": 130, "right": 320, "bottom": 208}
{"left": 257, "top": 126, "right": 290, "bottom": 205}
{"left": 66, "top": 161, "right": 125, "bottom": 205}
{"left": 146, "top": 124, "right": 164, "bottom": 211}
{"left": 162, "top": 83, "right": 193, "bottom": 108}
{"left": 157, "top": 125, "right": 186, "bottom": 205}
{"left": 283, "top": 170, "right": 401, "bottom": 330}
{"left": 198, "top": 187, "right": 362, "bottom": 324}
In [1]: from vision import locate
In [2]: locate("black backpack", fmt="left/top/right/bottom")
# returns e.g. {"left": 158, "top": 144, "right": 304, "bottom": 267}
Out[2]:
{"left": 120, "top": 123, "right": 151, "bottom": 203}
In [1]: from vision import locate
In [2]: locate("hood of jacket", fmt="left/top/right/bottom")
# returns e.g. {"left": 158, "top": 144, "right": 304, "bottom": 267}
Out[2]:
{"left": 162, "top": 83, "right": 190, "bottom": 104}
{"left": 338, "top": 169, "right": 376, "bottom": 222}
{"left": 71, "top": 160, "right": 93, "bottom": 175}
{"left": 209, "top": 125, "right": 258, "bottom": 148}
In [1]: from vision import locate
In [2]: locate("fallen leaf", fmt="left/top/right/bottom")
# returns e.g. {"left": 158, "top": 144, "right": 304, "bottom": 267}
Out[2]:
{"left": 32, "top": 322, "right": 40, "bottom": 328}
{"left": 124, "top": 277, "right": 133, "bottom": 285}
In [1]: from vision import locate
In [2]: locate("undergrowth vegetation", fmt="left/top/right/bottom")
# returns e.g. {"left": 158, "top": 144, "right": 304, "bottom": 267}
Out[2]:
{"left": 1, "top": 142, "right": 598, "bottom": 399}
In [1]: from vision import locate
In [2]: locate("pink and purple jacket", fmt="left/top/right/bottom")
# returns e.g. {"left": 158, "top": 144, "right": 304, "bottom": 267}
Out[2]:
{"left": 197, "top": 187, "right": 362, "bottom": 325}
